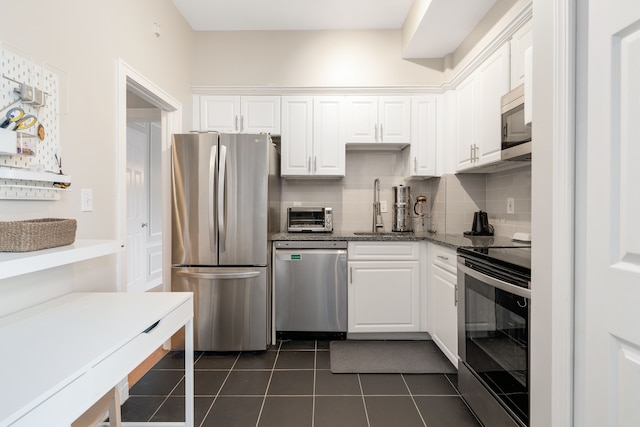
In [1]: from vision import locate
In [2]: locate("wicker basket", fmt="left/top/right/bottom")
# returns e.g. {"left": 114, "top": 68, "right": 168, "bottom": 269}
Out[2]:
{"left": 0, "top": 218, "right": 77, "bottom": 252}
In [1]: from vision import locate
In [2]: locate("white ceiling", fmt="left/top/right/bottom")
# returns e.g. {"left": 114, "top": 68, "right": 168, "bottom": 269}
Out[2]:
{"left": 171, "top": 0, "right": 498, "bottom": 58}
{"left": 171, "top": 0, "right": 414, "bottom": 31}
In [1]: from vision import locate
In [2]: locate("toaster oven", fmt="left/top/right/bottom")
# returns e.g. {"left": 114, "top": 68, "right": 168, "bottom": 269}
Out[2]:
{"left": 287, "top": 207, "right": 333, "bottom": 232}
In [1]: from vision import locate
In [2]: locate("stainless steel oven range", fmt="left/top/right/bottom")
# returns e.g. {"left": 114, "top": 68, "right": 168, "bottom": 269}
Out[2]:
{"left": 457, "top": 246, "right": 531, "bottom": 427}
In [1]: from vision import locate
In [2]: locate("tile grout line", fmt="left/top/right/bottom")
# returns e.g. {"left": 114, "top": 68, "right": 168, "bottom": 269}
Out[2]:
{"left": 143, "top": 351, "right": 206, "bottom": 423}
{"left": 357, "top": 373, "right": 371, "bottom": 427}
{"left": 255, "top": 340, "right": 281, "bottom": 427}
{"left": 197, "top": 352, "right": 241, "bottom": 427}
{"left": 401, "top": 373, "right": 428, "bottom": 427}
{"left": 312, "top": 340, "right": 317, "bottom": 427}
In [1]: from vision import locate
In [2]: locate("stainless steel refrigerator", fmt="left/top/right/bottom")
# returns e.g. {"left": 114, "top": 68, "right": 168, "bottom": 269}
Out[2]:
{"left": 171, "top": 133, "right": 281, "bottom": 351}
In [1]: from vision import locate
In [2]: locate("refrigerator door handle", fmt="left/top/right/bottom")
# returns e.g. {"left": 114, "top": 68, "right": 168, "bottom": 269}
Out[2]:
{"left": 209, "top": 145, "right": 218, "bottom": 253}
{"left": 175, "top": 270, "right": 261, "bottom": 280}
{"left": 218, "top": 144, "right": 228, "bottom": 252}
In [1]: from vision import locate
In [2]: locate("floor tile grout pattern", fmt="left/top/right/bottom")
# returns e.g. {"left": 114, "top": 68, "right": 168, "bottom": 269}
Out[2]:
{"left": 123, "top": 340, "right": 483, "bottom": 427}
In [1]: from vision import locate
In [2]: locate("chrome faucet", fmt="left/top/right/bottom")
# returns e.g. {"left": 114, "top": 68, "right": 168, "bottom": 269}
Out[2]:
{"left": 373, "top": 178, "right": 383, "bottom": 232}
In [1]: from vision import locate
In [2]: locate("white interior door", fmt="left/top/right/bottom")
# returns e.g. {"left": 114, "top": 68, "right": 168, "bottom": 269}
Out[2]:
{"left": 576, "top": 1, "right": 640, "bottom": 425}
{"left": 126, "top": 122, "right": 148, "bottom": 292}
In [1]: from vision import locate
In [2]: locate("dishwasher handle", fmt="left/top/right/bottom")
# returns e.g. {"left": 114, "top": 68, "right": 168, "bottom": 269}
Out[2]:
{"left": 175, "top": 270, "right": 260, "bottom": 280}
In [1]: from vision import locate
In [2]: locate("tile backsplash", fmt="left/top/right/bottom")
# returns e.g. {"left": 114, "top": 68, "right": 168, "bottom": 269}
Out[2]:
{"left": 280, "top": 151, "right": 531, "bottom": 238}
{"left": 429, "top": 164, "right": 532, "bottom": 237}
{"left": 281, "top": 150, "right": 430, "bottom": 232}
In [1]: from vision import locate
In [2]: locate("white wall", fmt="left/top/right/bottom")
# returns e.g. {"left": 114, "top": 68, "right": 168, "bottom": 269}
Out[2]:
{"left": 193, "top": 30, "right": 444, "bottom": 88}
{"left": 0, "top": 0, "right": 194, "bottom": 314}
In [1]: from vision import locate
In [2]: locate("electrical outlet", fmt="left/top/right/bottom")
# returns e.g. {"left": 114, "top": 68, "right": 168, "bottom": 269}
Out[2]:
{"left": 380, "top": 201, "right": 388, "bottom": 213}
{"left": 507, "top": 197, "right": 515, "bottom": 214}
{"left": 81, "top": 189, "right": 93, "bottom": 212}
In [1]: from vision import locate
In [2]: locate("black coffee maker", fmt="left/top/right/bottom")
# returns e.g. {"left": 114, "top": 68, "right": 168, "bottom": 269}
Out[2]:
{"left": 464, "top": 210, "right": 494, "bottom": 236}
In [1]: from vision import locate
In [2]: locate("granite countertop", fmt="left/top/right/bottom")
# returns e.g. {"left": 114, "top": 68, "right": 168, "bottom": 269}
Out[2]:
{"left": 270, "top": 231, "right": 530, "bottom": 250}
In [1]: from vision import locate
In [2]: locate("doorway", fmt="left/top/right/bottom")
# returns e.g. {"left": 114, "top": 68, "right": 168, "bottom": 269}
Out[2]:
{"left": 117, "top": 60, "right": 182, "bottom": 293}
{"left": 126, "top": 94, "right": 162, "bottom": 292}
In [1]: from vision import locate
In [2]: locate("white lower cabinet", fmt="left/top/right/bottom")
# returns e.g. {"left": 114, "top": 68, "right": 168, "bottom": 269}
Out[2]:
{"left": 347, "top": 241, "right": 426, "bottom": 333}
{"left": 427, "top": 243, "right": 458, "bottom": 367}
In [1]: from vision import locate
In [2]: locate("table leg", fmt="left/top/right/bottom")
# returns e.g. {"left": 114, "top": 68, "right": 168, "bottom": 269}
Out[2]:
{"left": 184, "top": 318, "right": 194, "bottom": 427}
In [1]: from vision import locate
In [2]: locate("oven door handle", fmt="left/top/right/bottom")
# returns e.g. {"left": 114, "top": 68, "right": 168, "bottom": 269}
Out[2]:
{"left": 458, "top": 263, "right": 531, "bottom": 299}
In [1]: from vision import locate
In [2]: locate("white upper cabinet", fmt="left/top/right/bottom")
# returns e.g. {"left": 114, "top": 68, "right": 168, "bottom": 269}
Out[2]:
{"left": 456, "top": 43, "right": 511, "bottom": 171}
{"left": 198, "top": 95, "right": 281, "bottom": 134}
{"left": 404, "top": 95, "right": 439, "bottom": 178}
{"left": 346, "top": 96, "right": 411, "bottom": 146}
{"left": 280, "top": 96, "right": 345, "bottom": 177}
{"left": 510, "top": 19, "right": 533, "bottom": 89}
{"left": 281, "top": 96, "right": 313, "bottom": 176}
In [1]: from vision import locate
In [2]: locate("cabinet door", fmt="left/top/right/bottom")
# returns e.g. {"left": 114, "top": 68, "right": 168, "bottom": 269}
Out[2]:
{"left": 476, "top": 43, "right": 510, "bottom": 166}
{"left": 406, "top": 95, "right": 438, "bottom": 177}
{"left": 379, "top": 96, "right": 411, "bottom": 143}
{"left": 200, "top": 96, "right": 240, "bottom": 133}
{"left": 346, "top": 96, "right": 378, "bottom": 143}
{"left": 510, "top": 19, "right": 533, "bottom": 89}
{"left": 455, "top": 75, "right": 477, "bottom": 171}
{"left": 428, "top": 244, "right": 458, "bottom": 367}
{"left": 432, "top": 267, "right": 458, "bottom": 367}
{"left": 313, "top": 96, "right": 346, "bottom": 176}
{"left": 348, "top": 261, "right": 420, "bottom": 333}
{"left": 281, "top": 96, "right": 313, "bottom": 176}
{"left": 240, "top": 96, "right": 281, "bottom": 134}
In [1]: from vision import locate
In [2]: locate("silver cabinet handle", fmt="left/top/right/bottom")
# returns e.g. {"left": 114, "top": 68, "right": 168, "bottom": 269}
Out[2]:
{"left": 349, "top": 267, "right": 353, "bottom": 284}
{"left": 414, "top": 157, "right": 417, "bottom": 174}
{"left": 454, "top": 284, "right": 458, "bottom": 307}
{"left": 314, "top": 156, "right": 317, "bottom": 173}
{"left": 308, "top": 157, "right": 311, "bottom": 173}
{"left": 470, "top": 145, "right": 473, "bottom": 161}
{"left": 437, "top": 255, "right": 449, "bottom": 260}
{"left": 374, "top": 124, "right": 378, "bottom": 142}
{"left": 176, "top": 270, "right": 260, "bottom": 280}
{"left": 235, "top": 115, "right": 238, "bottom": 132}
{"left": 240, "top": 115, "right": 244, "bottom": 132}
{"left": 141, "top": 222, "right": 148, "bottom": 228}
{"left": 379, "top": 123, "right": 383, "bottom": 142}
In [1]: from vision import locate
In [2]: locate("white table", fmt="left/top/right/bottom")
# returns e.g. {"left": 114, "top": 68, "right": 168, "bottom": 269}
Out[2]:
{"left": 0, "top": 292, "right": 194, "bottom": 427}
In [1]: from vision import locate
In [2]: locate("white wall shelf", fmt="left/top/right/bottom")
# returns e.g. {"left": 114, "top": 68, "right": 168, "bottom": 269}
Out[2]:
{"left": 0, "top": 167, "right": 71, "bottom": 183}
{"left": 0, "top": 239, "right": 121, "bottom": 280}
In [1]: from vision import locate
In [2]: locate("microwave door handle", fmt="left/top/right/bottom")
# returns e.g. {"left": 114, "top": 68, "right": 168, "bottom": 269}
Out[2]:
{"left": 503, "top": 122, "right": 508, "bottom": 140}
{"left": 218, "top": 145, "right": 227, "bottom": 252}
{"left": 458, "top": 262, "right": 531, "bottom": 299}
{"left": 209, "top": 145, "right": 217, "bottom": 252}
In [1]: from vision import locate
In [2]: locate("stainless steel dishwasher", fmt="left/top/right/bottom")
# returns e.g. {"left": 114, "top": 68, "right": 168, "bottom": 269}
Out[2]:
{"left": 274, "top": 241, "right": 348, "bottom": 338}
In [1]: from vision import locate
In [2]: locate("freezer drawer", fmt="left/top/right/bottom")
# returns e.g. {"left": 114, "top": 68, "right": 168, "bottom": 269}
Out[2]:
{"left": 274, "top": 244, "right": 347, "bottom": 333}
{"left": 172, "top": 266, "right": 268, "bottom": 351}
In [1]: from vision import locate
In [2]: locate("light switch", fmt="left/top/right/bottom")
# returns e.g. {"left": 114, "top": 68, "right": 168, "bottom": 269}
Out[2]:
{"left": 507, "top": 197, "right": 515, "bottom": 214}
{"left": 81, "top": 189, "right": 93, "bottom": 212}
{"left": 380, "top": 201, "right": 388, "bottom": 213}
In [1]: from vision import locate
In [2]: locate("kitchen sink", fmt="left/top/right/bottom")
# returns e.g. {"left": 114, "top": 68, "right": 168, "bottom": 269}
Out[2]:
{"left": 352, "top": 231, "right": 413, "bottom": 236}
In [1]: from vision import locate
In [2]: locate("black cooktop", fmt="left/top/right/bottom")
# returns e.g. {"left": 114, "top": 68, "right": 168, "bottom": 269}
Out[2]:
{"left": 457, "top": 246, "right": 531, "bottom": 276}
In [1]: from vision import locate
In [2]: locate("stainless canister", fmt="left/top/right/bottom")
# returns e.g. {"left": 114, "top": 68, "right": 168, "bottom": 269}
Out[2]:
{"left": 392, "top": 185, "right": 412, "bottom": 232}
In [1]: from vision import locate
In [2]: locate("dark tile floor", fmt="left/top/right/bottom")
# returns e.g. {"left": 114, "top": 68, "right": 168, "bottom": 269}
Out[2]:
{"left": 122, "top": 340, "right": 483, "bottom": 427}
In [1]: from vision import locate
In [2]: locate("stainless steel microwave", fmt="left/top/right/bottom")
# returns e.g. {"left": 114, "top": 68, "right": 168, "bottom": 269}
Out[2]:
{"left": 501, "top": 84, "right": 532, "bottom": 161}
{"left": 287, "top": 206, "right": 333, "bottom": 232}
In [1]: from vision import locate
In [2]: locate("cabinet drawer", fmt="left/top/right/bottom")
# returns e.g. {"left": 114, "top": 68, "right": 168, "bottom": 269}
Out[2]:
{"left": 348, "top": 241, "right": 419, "bottom": 261}
{"left": 431, "top": 245, "right": 457, "bottom": 274}
{"left": 87, "top": 299, "right": 192, "bottom": 400}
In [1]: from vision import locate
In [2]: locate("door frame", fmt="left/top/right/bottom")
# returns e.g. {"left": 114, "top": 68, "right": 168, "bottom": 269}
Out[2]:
{"left": 116, "top": 59, "right": 182, "bottom": 293}
{"left": 531, "top": 0, "right": 576, "bottom": 426}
